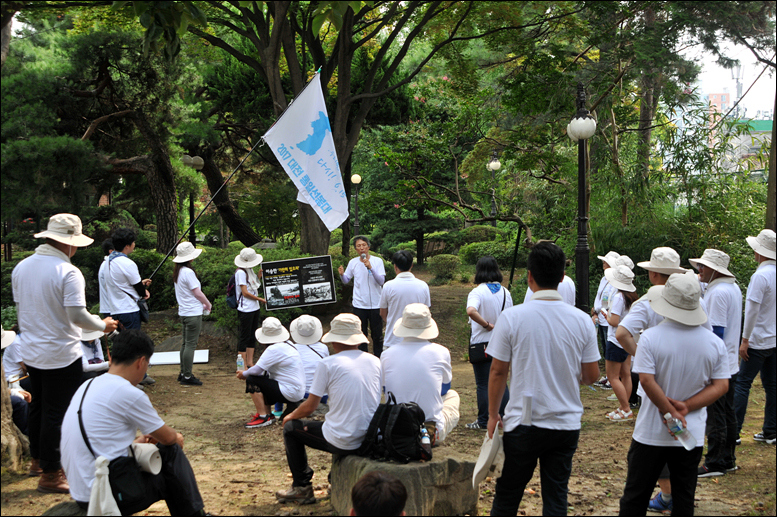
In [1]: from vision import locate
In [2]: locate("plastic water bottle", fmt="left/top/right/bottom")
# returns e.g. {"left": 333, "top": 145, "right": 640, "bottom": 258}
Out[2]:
{"left": 664, "top": 413, "right": 697, "bottom": 451}
{"left": 420, "top": 427, "right": 431, "bottom": 447}
{"left": 236, "top": 354, "right": 245, "bottom": 371}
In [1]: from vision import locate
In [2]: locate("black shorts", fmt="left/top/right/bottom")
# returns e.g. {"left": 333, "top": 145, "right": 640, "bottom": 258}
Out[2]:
{"left": 245, "top": 375, "right": 296, "bottom": 406}
{"left": 238, "top": 310, "right": 261, "bottom": 351}
{"left": 605, "top": 340, "right": 629, "bottom": 363}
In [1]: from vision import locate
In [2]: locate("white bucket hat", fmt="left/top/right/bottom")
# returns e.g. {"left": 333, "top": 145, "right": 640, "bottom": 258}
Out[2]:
{"left": 290, "top": 315, "right": 323, "bottom": 345}
{"left": 637, "top": 247, "right": 689, "bottom": 275}
{"left": 235, "top": 247, "right": 263, "bottom": 268}
{"left": 255, "top": 317, "right": 290, "bottom": 344}
{"left": 34, "top": 213, "right": 94, "bottom": 247}
{"left": 173, "top": 241, "right": 203, "bottom": 263}
{"left": 746, "top": 229, "right": 776, "bottom": 260}
{"left": 689, "top": 249, "right": 734, "bottom": 277}
{"left": 604, "top": 265, "right": 636, "bottom": 292}
{"left": 646, "top": 273, "right": 707, "bottom": 326}
{"left": 393, "top": 303, "right": 439, "bottom": 340}
{"left": 597, "top": 251, "right": 620, "bottom": 268}
{"left": 81, "top": 328, "right": 105, "bottom": 342}
{"left": 614, "top": 255, "right": 634, "bottom": 270}
{"left": 1, "top": 326, "right": 16, "bottom": 350}
{"left": 321, "top": 313, "right": 368, "bottom": 346}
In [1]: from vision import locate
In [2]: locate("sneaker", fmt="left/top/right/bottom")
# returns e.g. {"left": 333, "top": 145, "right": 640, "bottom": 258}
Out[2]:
{"left": 735, "top": 437, "right": 741, "bottom": 445}
{"left": 37, "top": 469, "right": 69, "bottom": 494}
{"left": 726, "top": 465, "right": 740, "bottom": 472}
{"left": 594, "top": 376, "right": 608, "bottom": 387}
{"left": 647, "top": 491, "right": 673, "bottom": 514}
{"left": 630, "top": 400, "right": 641, "bottom": 410}
{"left": 606, "top": 393, "right": 618, "bottom": 401}
{"left": 698, "top": 464, "right": 725, "bottom": 478}
{"left": 245, "top": 414, "right": 275, "bottom": 428}
{"left": 139, "top": 375, "right": 156, "bottom": 386}
{"left": 180, "top": 375, "right": 203, "bottom": 386}
{"left": 753, "top": 432, "right": 776, "bottom": 444}
{"left": 601, "top": 381, "right": 613, "bottom": 390}
{"left": 465, "top": 421, "right": 487, "bottom": 430}
{"left": 177, "top": 373, "right": 184, "bottom": 382}
{"left": 28, "top": 458, "right": 42, "bottom": 477}
{"left": 275, "top": 484, "right": 316, "bottom": 504}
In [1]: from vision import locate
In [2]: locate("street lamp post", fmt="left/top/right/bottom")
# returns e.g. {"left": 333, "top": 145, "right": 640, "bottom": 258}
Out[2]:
{"left": 566, "top": 83, "right": 597, "bottom": 313}
{"left": 351, "top": 174, "right": 362, "bottom": 237}
{"left": 486, "top": 150, "right": 501, "bottom": 227}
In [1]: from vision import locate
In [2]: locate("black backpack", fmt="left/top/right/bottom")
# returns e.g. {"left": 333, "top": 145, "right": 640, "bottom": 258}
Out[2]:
{"left": 225, "top": 273, "right": 241, "bottom": 309}
{"left": 359, "top": 392, "right": 432, "bottom": 463}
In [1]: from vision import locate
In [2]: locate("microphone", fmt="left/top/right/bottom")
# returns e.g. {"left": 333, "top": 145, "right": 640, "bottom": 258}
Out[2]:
{"left": 360, "top": 253, "right": 367, "bottom": 260}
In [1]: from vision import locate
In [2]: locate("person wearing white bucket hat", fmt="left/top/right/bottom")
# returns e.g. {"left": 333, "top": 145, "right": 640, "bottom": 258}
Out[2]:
{"left": 289, "top": 315, "right": 329, "bottom": 397}
{"left": 173, "top": 242, "right": 211, "bottom": 386}
{"left": 277, "top": 313, "right": 381, "bottom": 505}
{"left": 687, "top": 248, "right": 743, "bottom": 477}
{"left": 601, "top": 265, "right": 639, "bottom": 421}
{"left": 12, "top": 213, "right": 118, "bottom": 493}
{"left": 382, "top": 303, "right": 460, "bottom": 444}
{"left": 60, "top": 329, "right": 207, "bottom": 515}
{"left": 79, "top": 328, "right": 110, "bottom": 383}
{"left": 485, "top": 242, "right": 600, "bottom": 516}
{"left": 735, "top": 229, "right": 776, "bottom": 446}
{"left": 620, "top": 273, "right": 729, "bottom": 516}
{"left": 236, "top": 318, "right": 305, "bottom": 429}
{"left": 234, "top": 247, "right": 267, "bottom": 369}
{"left": 592, "top": 251, "right": 621, "bottom": 387}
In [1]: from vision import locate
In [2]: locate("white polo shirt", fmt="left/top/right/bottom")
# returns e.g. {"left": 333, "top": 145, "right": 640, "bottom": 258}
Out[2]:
{"left": 379, "top": 272, "right": 431, "bottom": 348}
{"left": 745, "top": 261, "right": 776, "bottom": 350}
{"left": 486, "top": 290, "right": 600, "bottom": 432}
{"left": 106, "top": 254, "right": 142, "bottom": 315}
{"left": 704, "top": 278, "right": 743, "bottom": 375}
{"left": 175, "top": 267, "right": 203, "bottom": 317}
{"left": 343, "top": 255, "right": 385, "bottom": 309}
{"left": 12, "top": 249, "right": 86, "bottom": 369}
{"left": 309, "top": 349, "right": 382, "bottom": 450}
{"left": 632, "top": 320, "right": 728, "bottom": 447}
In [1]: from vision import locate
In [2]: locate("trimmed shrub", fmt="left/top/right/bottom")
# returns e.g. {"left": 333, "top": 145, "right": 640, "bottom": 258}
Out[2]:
{"left": 461, "top": 225, "right": 508, "bottom": 244}
{"left": 459, "top": 241, "right": 523, "bottom": 269}
{"left": 428, "top": 254, "right": 460, "bottom": 280}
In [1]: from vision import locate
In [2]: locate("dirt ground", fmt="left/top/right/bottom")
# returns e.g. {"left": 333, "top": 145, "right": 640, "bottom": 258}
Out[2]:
{"left": 2, "top": 267, "right": 775, "bottom": 516}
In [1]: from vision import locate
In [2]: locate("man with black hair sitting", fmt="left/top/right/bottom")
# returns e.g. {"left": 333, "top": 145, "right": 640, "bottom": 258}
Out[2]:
{"left": 60, "top": 329, "right": 207, "bottom": 516}
{"left": 350, "top": 471, "right": 407, "bottom": 516}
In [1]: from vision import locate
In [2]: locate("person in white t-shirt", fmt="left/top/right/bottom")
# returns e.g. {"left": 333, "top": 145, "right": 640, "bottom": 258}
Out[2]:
{"left": 79, "top": 329, "right": 110, "bottom": 383}
{"left": 380, "top": 250, "right": 431, "bottom": 349}
{"left": 234, "top": 247, "right": 267, "bottom": 368}
{"left": 524, "top": 273, "right": 576, "bottom": 305}
{"left": 173, "top": 242, "right": 212, "bottom": 386}
{"left": 278, "top": 313, "right": 382, "bottom": 505}
{"left": 289, "top": 315, "right": 330, "bottom": 401}
{"left": 465, "top": 255, "right": 512, "bottom": 430}
{"left": 60, "top": 329, "right": 206, "bottom": 515}
{"left": 97, "top": 239, "right": 114, "bottom": 319}
{"left": 12, "top": 214, "right": 118, "bottom": 493}
{"left": 592, "top": 251, "right": 620, "bottom": 386}
{"left": 619, "top": 273, "right": 728, "bottom": 516}
{"left": 382, "top": 303, "right": 459, "bottom": 444}
{"left": 688, "top": 248, "right": 743, "bottom": 475}
{"left": 236, "top": 318, "right": 305, "bottom": 429}
{"left": 106, "top": 228, "right": 152, "bottom": 331}
{"left": 601, "top": 265, "right": 639, "bottom": 421}
{"left": 735, "top": 229, "right": 776, "bottom": 445}
{"left": 3, "top": 327, "right": 31, "bottom": 437}
{"left": 338, "top": 236, "right": 386, "bottom": 356}
{"left": 486, "top": 241, "right": 600, "bottom": 516}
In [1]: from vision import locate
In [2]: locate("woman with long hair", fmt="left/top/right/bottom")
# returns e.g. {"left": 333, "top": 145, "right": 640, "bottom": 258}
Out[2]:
{"left": 173, "top": 242, "right": 211, "bottom": 386}
{"left": 465, "top": 256, "right": 513, "bottom": 430}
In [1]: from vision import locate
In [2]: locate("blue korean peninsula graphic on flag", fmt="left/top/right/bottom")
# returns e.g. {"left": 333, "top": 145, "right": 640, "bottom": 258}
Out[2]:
{"left": 262, "top": 73, "right": 348, "bottom": 232}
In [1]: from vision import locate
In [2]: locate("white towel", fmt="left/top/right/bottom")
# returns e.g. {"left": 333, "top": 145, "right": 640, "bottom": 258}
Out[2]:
{"left": 87, "top": 456, "right": 121, "bottom": 516}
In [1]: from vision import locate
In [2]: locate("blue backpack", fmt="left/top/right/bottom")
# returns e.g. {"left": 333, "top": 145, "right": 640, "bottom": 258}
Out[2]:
{"left": 225, "top": 273, "right": 241, "bottom": 309}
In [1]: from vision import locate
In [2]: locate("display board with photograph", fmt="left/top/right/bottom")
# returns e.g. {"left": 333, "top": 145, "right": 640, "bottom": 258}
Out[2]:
{"left": 262, "top": 255, "right": 336, "bottom": 310}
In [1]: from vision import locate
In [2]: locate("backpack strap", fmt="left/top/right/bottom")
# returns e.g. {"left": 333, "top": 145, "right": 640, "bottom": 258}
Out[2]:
{"left": 78, "top": 379, "right": 137, "bottom": 463}
{"left": 383, "top": 404, "right": 408, "bottom": 463}
{"left": 358, "top": 402, "right": 388, "bottom": 457}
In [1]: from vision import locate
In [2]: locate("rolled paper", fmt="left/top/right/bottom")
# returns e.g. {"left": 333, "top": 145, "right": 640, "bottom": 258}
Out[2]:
{"left": 130, "top": 443, "right": 162, "bottom": 475}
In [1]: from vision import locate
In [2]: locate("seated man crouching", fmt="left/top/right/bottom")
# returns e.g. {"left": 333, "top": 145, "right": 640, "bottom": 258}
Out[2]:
{"left": 381, "top": 303, "right": 460, "bottom": 445}
{"left": 61, "top": 329, "right": 207, "bottom": 516}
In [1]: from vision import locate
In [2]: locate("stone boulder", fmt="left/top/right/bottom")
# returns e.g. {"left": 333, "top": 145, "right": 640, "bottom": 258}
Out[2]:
{"left": 330, "top": 449, "right": 477, "bottom": 516}
{"left": 42, "top": 502, "right": 87, "bottom": 516}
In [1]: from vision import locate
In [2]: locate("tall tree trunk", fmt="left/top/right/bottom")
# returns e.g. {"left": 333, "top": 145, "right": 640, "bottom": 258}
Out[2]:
{"left": 1, "top": 362, "right": 29, "bottom": 473}
{"left": 767, "top": 91, "right": 776, "bottom": 230}
{"left": 0, "top": 14, "right": 11, "bottom": 68}
{"left": 416, "top": 207, "right": 426, "bottom": 265}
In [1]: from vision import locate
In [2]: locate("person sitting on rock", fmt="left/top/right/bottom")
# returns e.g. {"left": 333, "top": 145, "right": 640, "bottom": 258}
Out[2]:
{"left": 381, "top": 303, "right": 460, "bottom": 445}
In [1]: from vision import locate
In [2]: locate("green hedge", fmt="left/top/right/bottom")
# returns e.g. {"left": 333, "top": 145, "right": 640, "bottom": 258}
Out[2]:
{"left": 428, "top": 254, "right": 460, "bottom": 280}
{"left": 459, "top": 241, "right": 525, "bottom": 269}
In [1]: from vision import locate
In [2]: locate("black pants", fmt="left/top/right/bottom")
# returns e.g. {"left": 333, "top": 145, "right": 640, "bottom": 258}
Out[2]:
{"left": 353, "top": 307, "right": 383, "bottom": 357}
{"left": 619, "top": 440, "right": 703, "bottom": 516}
{"left": 491, "top": 426, "right": 579, "bottom": 516}
{"left": 283, "top": 419, "right": 358, "bottom": 487}
{"left": 10, "top": 394, "right": 29, "bottom": 436}
{"left": 472, "top": 358, "right": 509, "bottom": 427}
{"left": 27, "top": 359, "right": 83, "bottom": 472}
{"left": 76, "top": 444, "right": 204, "bottom": 516}
{"left": 705, "top": 373, "right": 737, "bottom": 470}
{"left": 237, "top": 310, "right": 261, "bottom": 352}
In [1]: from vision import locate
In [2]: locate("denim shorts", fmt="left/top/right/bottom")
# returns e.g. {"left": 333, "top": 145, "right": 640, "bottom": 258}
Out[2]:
{"left": 605, "top": 340, "right": 629, "bottom": 362}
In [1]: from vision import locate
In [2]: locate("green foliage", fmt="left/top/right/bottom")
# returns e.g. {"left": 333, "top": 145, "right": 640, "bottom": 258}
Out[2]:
{"left": 461, "top": 225, "right": 509, "bottom": 244}
{"left": 459, "top": 241, "right": 520, "bottom": 269}
{"left": 1, "top": 306, "right": 18, "bottom": 330}
{"left": 329, "top": 229, "right": 343, "bottom": 246}
{"left": 428, "top": 254, "right": 460, "bottom": 280}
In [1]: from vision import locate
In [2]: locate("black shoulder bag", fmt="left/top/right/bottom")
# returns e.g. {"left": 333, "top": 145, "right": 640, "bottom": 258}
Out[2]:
{"left": 78, "top": 379, "right": 147, "bottom": 507}
{"left": 468, "top": 286, "right": 507, "bottom": 364}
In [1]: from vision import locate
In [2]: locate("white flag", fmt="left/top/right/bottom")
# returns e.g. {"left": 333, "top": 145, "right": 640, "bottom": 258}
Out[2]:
{"left": 262, "top": 74, "right": 347, "bottom": 232}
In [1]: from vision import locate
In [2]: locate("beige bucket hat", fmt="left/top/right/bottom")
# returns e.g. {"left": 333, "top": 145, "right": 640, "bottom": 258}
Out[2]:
{"left": 689, "top": 249, "right": 734, "bottom": 277}
{"left": 604, "top": 265, "right": 636, "bottom": 292}
{"left": 646, "top": 273, "right": 707, "bottom": 326}
{"left": 746, "top": 229, "right": 776, "bottom": 260}
{"left": 1, "top": 326, "right": 16, "bottom": 350}
{"left": 255, "top": 317, "right": 290, "bottom": 344}
{"left": 637, "top": 247, "right": 689, "bottom": 275}
{"left": 81, "top": 328, "right": 105, "bottom": 342}
{"left": 393, "top": 303, "right": 439, "bottom": 340}
{"left": 614, "top": 255, "right": 635, "bottom": 270}
{"left": 173, "top": 241, "right": 203, "bottom": 263}
{"left": 597, "top": 251, "right": 620, "bottom": 268}
{"left": 290, "top": 315, "right": 323, "bottom": 345}
{"left": 321, "top": 313, "right": 368, "bottom": 346}
{"left": 235, "top": 247, "right": 263, "bottom": 268}
{"left": 34, "top": 213, "right": 94, "bottom": 247}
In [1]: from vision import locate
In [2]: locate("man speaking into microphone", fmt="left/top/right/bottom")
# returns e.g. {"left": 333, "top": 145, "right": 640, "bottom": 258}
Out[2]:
{"left": 338, "top": 236, "right": 386, "bottom": 357}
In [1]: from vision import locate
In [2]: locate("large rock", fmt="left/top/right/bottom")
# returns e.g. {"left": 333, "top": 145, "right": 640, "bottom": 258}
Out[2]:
{"left": 330, "top": 449, "right": 477, "bottom": 516}
{"left": 42, "top": 501, "right": 87, "bottom": 516}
